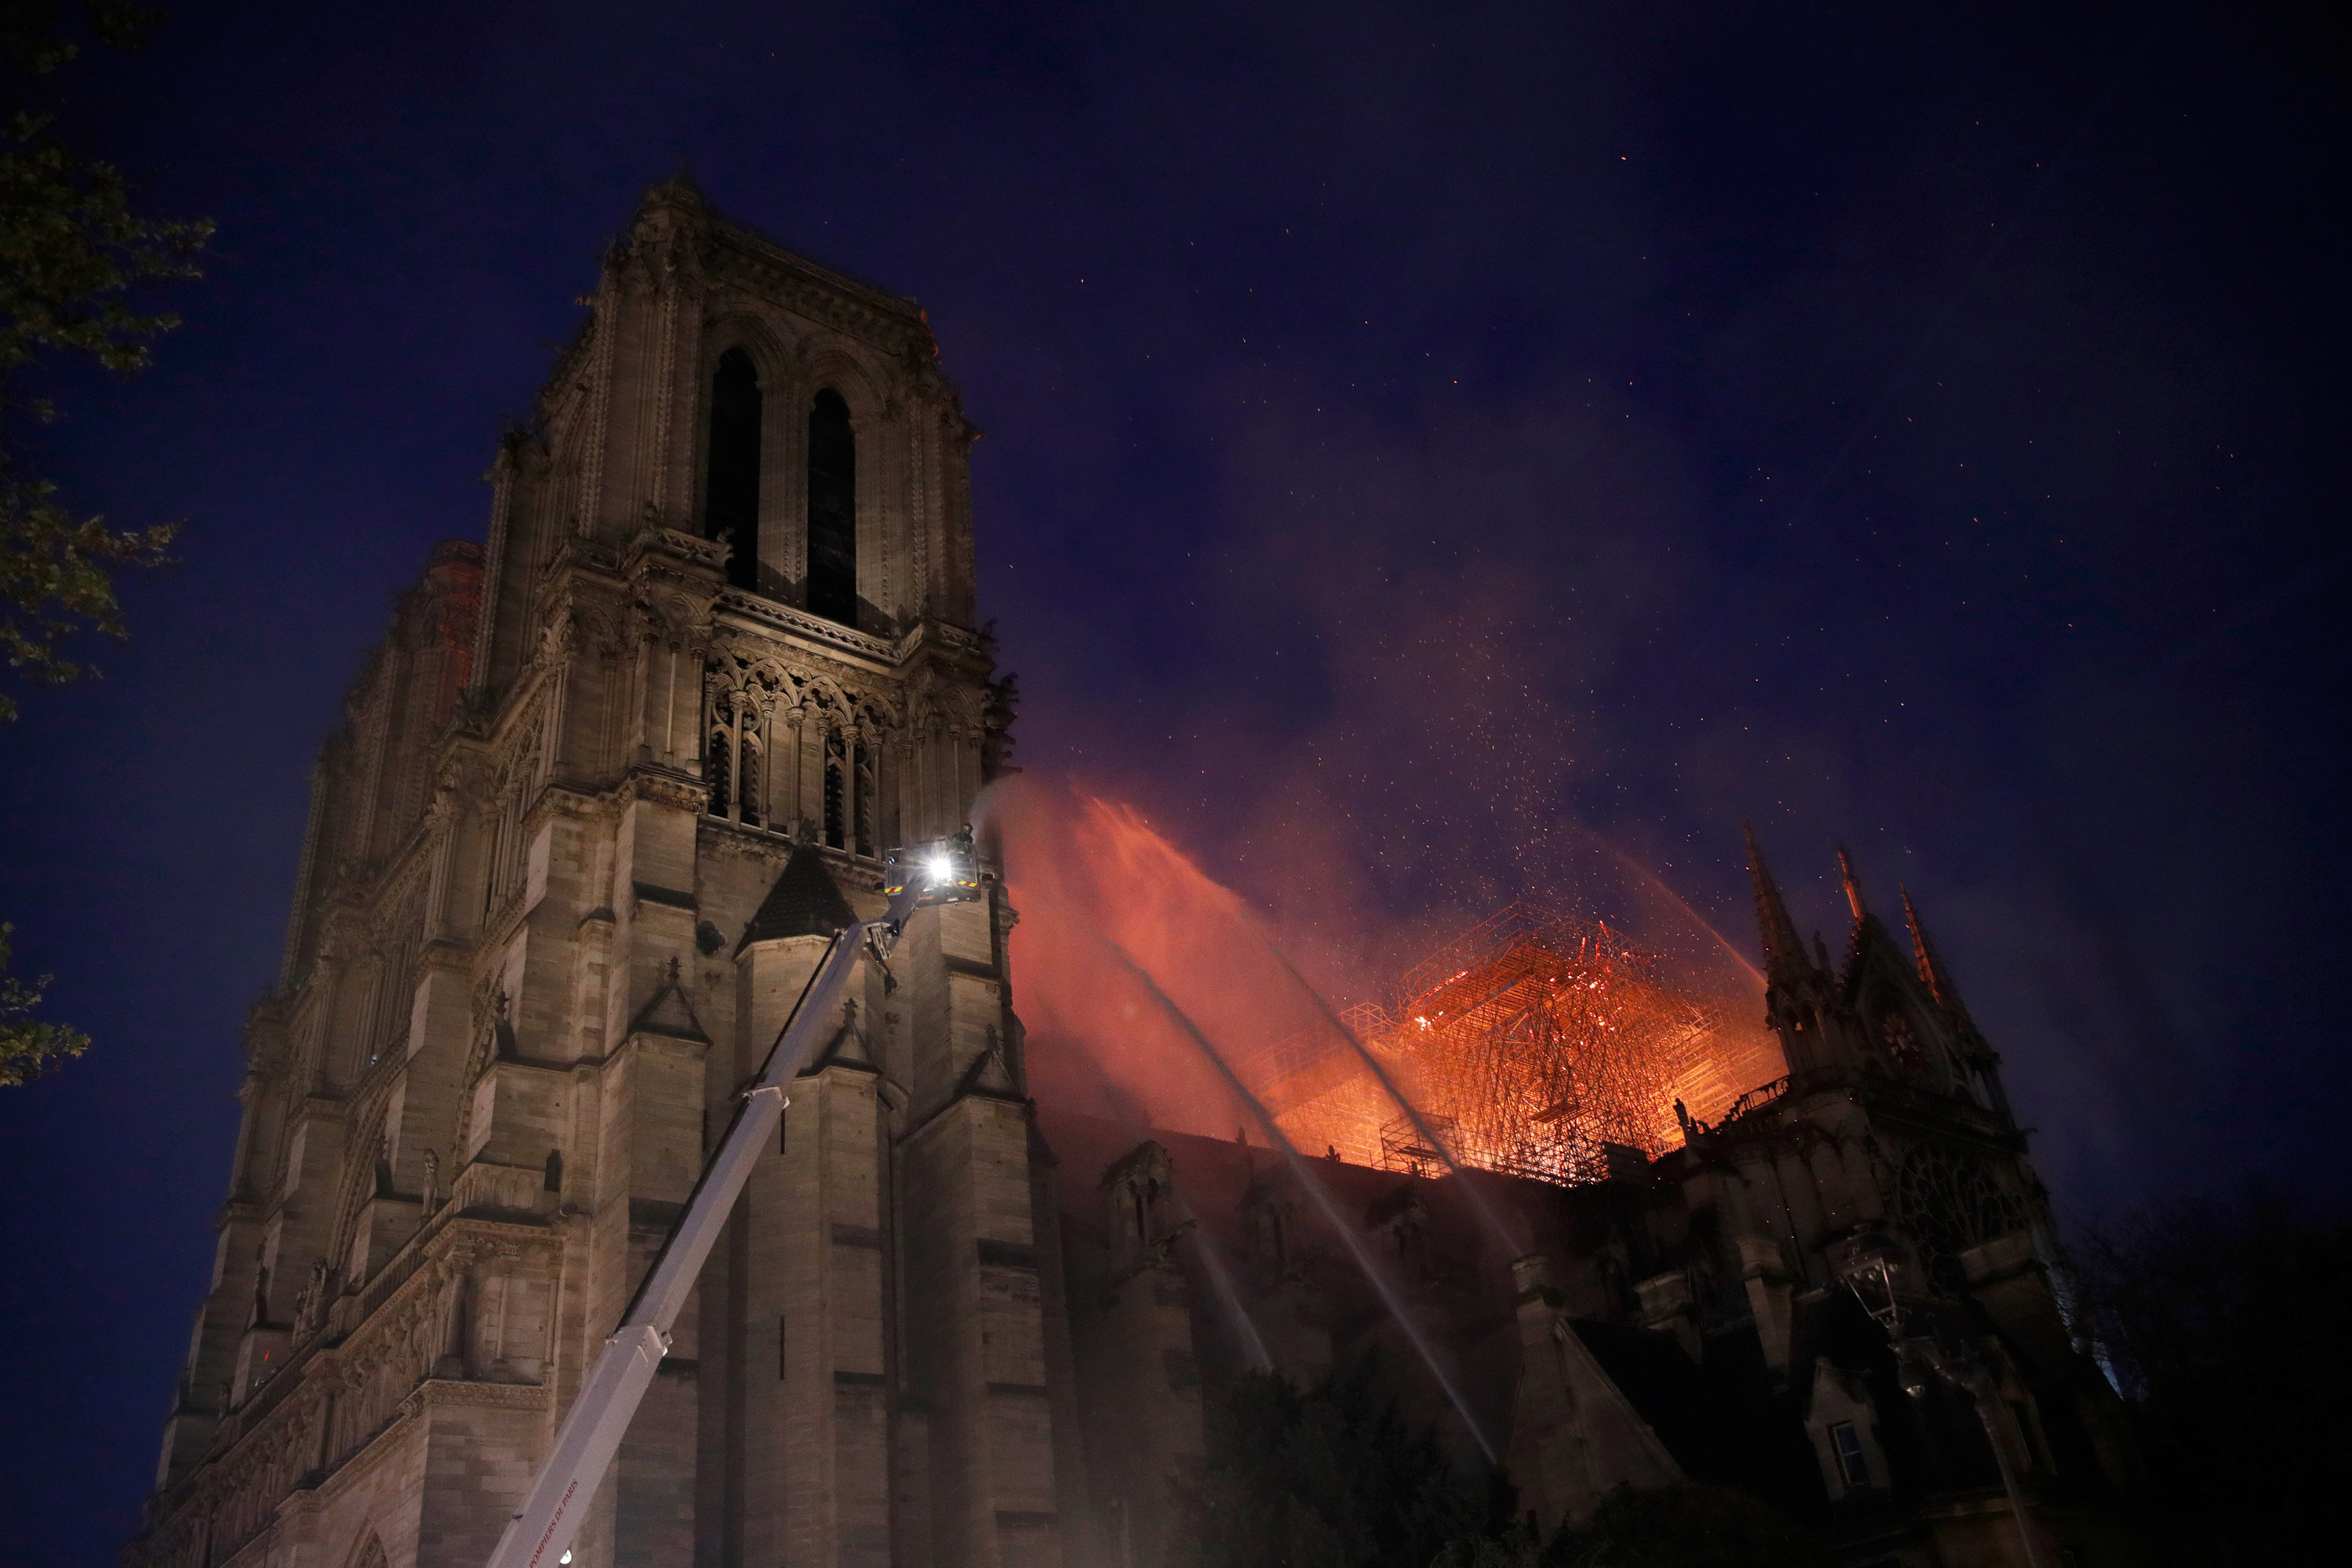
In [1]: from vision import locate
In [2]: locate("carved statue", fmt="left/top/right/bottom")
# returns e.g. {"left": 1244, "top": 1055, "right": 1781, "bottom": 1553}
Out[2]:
{"left": 421, "top": 1148, "right": 439, "bottom": 1214}
{"left": 296, "top": 1258, "right": 331, "bottom": 1334}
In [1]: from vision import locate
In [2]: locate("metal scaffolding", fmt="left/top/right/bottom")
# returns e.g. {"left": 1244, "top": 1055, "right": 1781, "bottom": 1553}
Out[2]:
{"left": 1261, "top": 902, "right": 1771, "bottom": 1185}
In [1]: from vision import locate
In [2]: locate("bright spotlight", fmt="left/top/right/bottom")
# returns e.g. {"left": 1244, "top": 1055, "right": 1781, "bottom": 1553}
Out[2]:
{"left": 926, "top": 855, "right": 955, "bottom": 883}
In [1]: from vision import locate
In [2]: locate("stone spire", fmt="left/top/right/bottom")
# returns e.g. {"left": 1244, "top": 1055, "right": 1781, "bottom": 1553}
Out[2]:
{"left": 1835, "top": 844, "right": 1870, "bottom": 928}
{"left": 1743, "top": 825, "right": 1808, "bottom": 981}
{"left": 641, "top": 161, "right": 709, "bottom": 214}
{"left": 1900, "top": 884, "right": 1972, "bottom": 1026}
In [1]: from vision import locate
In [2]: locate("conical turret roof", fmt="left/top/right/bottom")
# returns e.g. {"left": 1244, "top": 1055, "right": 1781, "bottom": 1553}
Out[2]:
{"left": 737, "top": 843, "right": 855, "bottom": 952}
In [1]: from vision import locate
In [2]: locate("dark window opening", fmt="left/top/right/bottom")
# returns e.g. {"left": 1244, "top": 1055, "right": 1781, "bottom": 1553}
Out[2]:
{"left": 854, "top": 752, "right": 876, "bottom": 858}
{"left": 1829, "top": 1421, "right": 1870, "bottom": 1488}
{"left": 706, "top": 725, "right": 732, "bottom": 819}
{"left": 823, "top": 732, "right": 847, "bottom": 849}
{"left": 1253, "top": 1206, "right": 1286, "bottom": 1264}
{"left": 738, "top": 737, "right": 761, "bottom": 829}
{"left": 543, "top": 1148, "right": 564, "bottom": 1194}
{"left": 705, "top": 349, "right": 761, "bottom": 591}
{"left": 807, "top": 388, "right": 856, "bottom": 625}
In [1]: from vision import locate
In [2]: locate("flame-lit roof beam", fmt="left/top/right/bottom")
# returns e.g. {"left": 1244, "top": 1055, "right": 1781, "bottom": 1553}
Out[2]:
{"left": 1267, "top": 902, "right": 1732, "bottom": 1188}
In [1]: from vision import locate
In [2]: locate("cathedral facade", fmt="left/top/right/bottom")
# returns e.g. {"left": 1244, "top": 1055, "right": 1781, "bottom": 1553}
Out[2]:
{"left": 132, "top": 187, "right": 2139, "bottom": 1568}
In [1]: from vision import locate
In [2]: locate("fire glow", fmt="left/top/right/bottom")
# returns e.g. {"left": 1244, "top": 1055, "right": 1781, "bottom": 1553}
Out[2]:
{"left": 986, "top": 778, "right": 1781, "bottom": 1183}
{"left": 1249, "top": 904, "right": 1783, "bottom": 1183}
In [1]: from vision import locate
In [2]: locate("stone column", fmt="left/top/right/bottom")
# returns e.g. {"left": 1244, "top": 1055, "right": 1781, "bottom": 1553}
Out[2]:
{"left": 899, "top": 895, "right": 1064, "bottom": 1568}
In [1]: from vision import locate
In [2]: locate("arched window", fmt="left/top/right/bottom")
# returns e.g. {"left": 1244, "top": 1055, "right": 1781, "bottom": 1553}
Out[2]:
{"left": 854, "top": 746, "right": 876, "bottom": 858}
{"left": 807, "top": 388, "right": 856, "bottom": 625}
{"left": 1251, "top": 1202, "right": 1286, "bottom": 1266}
{"left": 706, "top": 690, "right": 766, "bottom": 829}
{"left": 706, "top": 720, "right": 733, "bottom": 820}
{"left": 543, "top": 1148, "right": 564, "bottom": 1194}
{"left": 705, "top": 349, "right": 761, "bottom": 591}
{"left": 823, "top": 729, "right": 847, "bottom": 849}
{"left": 737, "top": 732, "right": 762, "bottom": 830}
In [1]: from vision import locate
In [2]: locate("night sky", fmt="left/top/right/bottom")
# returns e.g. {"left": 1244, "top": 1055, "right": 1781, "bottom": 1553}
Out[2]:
{"left": 1, "top": 3, "right": 2345, "bottom": 1561}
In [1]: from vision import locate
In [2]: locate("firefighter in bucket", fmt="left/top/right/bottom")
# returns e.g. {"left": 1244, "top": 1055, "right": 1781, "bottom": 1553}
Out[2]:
{"left": 884, "top": 824, "right": 986, "bottom": 906}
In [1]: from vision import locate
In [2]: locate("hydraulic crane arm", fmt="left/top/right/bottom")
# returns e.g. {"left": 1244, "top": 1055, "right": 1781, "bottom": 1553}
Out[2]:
{"left": 483, "top": 836, "right": 983, "bottom": 1568}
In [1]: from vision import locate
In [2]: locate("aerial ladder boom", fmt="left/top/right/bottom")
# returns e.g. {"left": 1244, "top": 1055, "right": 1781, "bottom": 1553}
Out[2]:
{"left": 482, "top": 834, "right": 986, "bottom": 1568}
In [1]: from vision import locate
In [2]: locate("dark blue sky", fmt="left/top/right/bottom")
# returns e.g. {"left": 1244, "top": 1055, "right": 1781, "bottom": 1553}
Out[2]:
{"left": 1, "top": 2, "right": 2345, "bottom": 1560}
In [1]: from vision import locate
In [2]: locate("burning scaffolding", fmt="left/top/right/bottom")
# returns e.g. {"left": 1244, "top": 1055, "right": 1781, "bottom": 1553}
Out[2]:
{"left": 1253, "top": 902, "right": 1781, "bottom": 1186}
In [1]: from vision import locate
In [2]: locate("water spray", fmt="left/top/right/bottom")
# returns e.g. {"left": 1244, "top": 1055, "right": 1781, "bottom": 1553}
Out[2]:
{"left": 1249, "top": 932, "right": 1525, "bottom": 1260}
{"left": 1587, "top": 834, "right": 1764, "bottom": 985}
{"left": 1099, "top": 938, "right": 1498, "bottom": 1465}
{"left": 1169, "top": 1195, "right": 1273, "bottom": 1373}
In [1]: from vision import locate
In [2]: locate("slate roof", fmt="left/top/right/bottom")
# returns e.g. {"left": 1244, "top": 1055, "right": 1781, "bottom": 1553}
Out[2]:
{"left": 1570, "top": 1319, "right": 1734, "bottom": 1483}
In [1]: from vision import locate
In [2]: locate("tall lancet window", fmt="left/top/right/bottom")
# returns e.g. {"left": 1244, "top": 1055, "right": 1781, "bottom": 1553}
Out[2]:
{"left": 706, "top": 718, "right": 733, "bottom": 820}
{"left": 737, "top": 732, "right": 762, "bottom": 829}
{"left": 706, "top": 692, "right": 765, "bottom": 829}
{"left": 807, "top": 388, "right": 856, "bottom": 625}
{"left": 854, "top": 746, "right": 876, "bottom": 858}
{"left": 823, "top": 728, "right": 847, "bottom": 850}
{"left": 705, "top": 349, "right": 761, "bottom": 591}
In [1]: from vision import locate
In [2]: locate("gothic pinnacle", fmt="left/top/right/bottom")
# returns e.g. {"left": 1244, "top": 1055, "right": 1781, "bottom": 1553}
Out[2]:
{"left": 1742, "top": 824, "right": 1809, "bottom": 979}
{"left": 1900, "top": 883, "right": 1973, "bottom": 1025}
{"left": 1835, "top": 844, "right": 1870, "bottom": 928}
{"left": 657, "top": 159, "right": 703, "bottom": 198}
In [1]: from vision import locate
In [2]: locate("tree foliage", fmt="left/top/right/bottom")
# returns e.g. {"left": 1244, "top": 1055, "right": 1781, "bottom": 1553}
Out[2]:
{"left": 0, "top": 0, "right": 208, "bottom": 1082}
{"left": 1539, "top": 1484, "right": 1832, "bottom": 1568}
{"left": 1, "top": 0, "right": 206, "bottom": 724}
{"left": 0, "top": 917, "right": 87, "bottom": 1083}
{"left": 2075, "top": 1186, "right": 2352, "bottom": 1557}
{"left": 1429, "top": 1483, "right": 1828, "bottom": 1568}
{"left": 1177, "top": 1364, "right": 1832, "bottom": 1568}
{"left": 1172, "top": 1364, "right": 1496, "bottom": 1568}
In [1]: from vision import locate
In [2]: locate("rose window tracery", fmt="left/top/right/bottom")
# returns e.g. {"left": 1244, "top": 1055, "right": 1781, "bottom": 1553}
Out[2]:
{"left": 1888, "top": 1142, "right": 2025, "bottom": 1289}
{"left": 1876, "top": 1010, "right": 1923, "bottom": 1072}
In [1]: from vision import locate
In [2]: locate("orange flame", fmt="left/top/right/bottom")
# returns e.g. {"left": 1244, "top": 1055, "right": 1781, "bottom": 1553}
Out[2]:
{"left": 989, "top": 777, "right": 1783, "bottom": 1181}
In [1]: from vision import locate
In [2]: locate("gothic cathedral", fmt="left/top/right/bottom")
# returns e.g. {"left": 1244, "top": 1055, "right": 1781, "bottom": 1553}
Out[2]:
{"left": 132, "top": 183, "right": 2141, "bottom": 1568}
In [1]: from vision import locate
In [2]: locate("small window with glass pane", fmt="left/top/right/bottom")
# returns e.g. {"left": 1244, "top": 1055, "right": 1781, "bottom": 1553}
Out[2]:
{"left": 1830, "top": 1421, "right": 1871, "bottom": 1489}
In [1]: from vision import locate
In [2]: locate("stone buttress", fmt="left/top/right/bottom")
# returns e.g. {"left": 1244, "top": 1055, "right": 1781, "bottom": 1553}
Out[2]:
{"left": 131, "top": 179, "right": 1063, "bottom": 1568}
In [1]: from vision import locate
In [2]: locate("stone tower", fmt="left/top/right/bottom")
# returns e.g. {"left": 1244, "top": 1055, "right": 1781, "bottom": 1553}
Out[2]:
{"left": 130, "top": 179, "right": 1074, "bottom": 1568}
